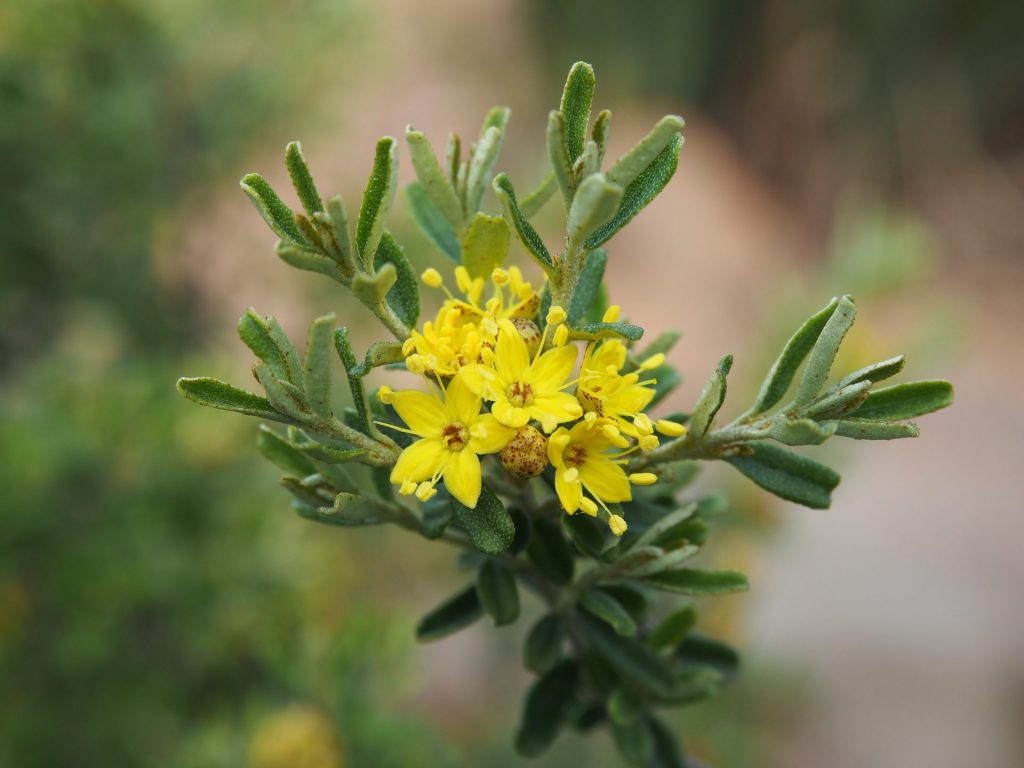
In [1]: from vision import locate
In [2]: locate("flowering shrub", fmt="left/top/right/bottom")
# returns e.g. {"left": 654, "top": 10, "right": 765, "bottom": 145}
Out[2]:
{"left": 179, "top": 62, "right": 952, "bottom": 764}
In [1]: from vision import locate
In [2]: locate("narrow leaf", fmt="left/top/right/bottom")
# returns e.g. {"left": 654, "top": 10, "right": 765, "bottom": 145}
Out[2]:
{"left": 304, "top": 492, "right": 385, "bottom": 526}
{"left": 592, "top": 108, "right": 612, "bottom": 165}
{"left": 643, "top": 568, "right": 749, "bottom": 596}
{"left": 257, "top": 425, "right": 316, "bottom": 476}
{"left": 836, "top": 354, "right": 906, "bottom": 389}
{"left": 768, "top": 417, "right": 837, "bottom": 446}
{"left": 567, "top": 173, "right": 624, "bottom": 252}
{"left": 578, "top": 612, "right": 675, "bottom": 696}
{"left": 687, "top": 354, "right": 733, "bottom": 439}
{"left": 493, "top": 173, "right": 553, "bottom": 269}
{"left": 547, "top": 110, "right": 575, "bottom": 206}
{"left": 524, "top": 614, "right": 565, "bottom": 674}
{"left": 794, "top": 295, "right": 856, "bottom": 405}
{"left": 725, "top": 443, "right": 840, "bottom": 509}
{"left": 560, "top": 61, "right": 596, "bottom": 161}
{"left": 253, "top": 364, "right": 307, "bottom": 420}
{"left": 240, "top": 172, "right": 304, "bottom": 245}
{"left": 648, "top": 715, "right": 686, "bottom": 768}
{"left": 648, "top": 606, "right": 697, "bottom": 650}
{"left": 477, "top": 559, "right": 520, "bottom": 626}
{"left": 176, "top": 377, "right": 283, "bottom": 421}
{"left": 527, "top": 517, "right": 575, "bottom": 585}
{"left": 326, "top": 195, "right": 354, "bottom": 267}
{"left": 612, "top": 717, "right": 654, "bottom": 766}
{"left": 514, "top": 661, "right": 579, "bottom": 758}
{"left": 284, "top": 141, "right": 324, "bottom": 214}
{"left": 748, "top": 297, "right": 839, "bottom": 415}
{"left": 450, "top": 485, "right": 515, "bottom": 554}
{"left": 466, "top": 125, "right": 505, "bottom": 214}
{"left": 276, "top": 242, "right": 346, "bottom": 282}
{"left": 848, "top": 380, "right": 954, "bottom": 421}
{"left": 584, "top": 134, "right": 682, "bottom": 249}
{"left": 631, "top": 502, "right": 697, "bottom": 551}
{"left": 374, "top": 231, "right": 419, "bottom": 329}
{"left": 606, "top": 115, "right": 685, "bottom": 188}
{"left": 237, "top": 309, "right": 292, "bottom": 383}
{"left": 568, "top": 249, "right": 607, "bottom": 324}
{"left": 834, "top": 420, "right": 920, "bottom": 440}
{"left": 580, "top": 587, "right": 637, "bottom": 636}
{"left": 356, "top": 137, "right": 398, "bottom": 267}
{"left": 416, "top": 585, "right": 483, "bottom": 642}
{"left": 519, "top": 170, "right": 558, "bottom": 218}
{"left": 406, "top": 126, "right": 464, "bottom": 228}
{"left": 462, "top": 213, "right": 510, "bottom": 279}
{"left": 302, "top": 313, "right": 335, "bottom": 419}
{"left": 334, "top": 327, "right": 372, "bottom": 433}
{"left": 568, "top": 322, "right": 644, "bottom": 342}
{"left": 349, "top": 340, "right": 404, "bottom": 377}
{"left": 404, "top": 180, "right": 461, "bottom": 261}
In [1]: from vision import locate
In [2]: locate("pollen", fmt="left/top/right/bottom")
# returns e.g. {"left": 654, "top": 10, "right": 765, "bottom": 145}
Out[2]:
{"left": 441, "top": 422, "right": 470, "bottom": 451}
{"left": 505, "top": 380, "right": 534, "bottom": 407}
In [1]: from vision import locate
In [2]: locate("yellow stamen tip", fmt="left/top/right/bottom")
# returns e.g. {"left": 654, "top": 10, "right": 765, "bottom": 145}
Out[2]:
{"left": 406, "top": 355, "right": 427, "bottom": 375}
{"left": 377, "top": 385, "right": 395, "bottom": 404}
{"left": 421, "top": 268, "right": 443, "bottom": 288}
{"left": 655, "top": 419, "right": 687, "bottom": 437}
{"left": 546, "top": 305, "right": 567, "bottom": 325}
{"left": 553, "top": 324, "right": 569, "bottom": 347}
{"left": 415, "top": 482, "right": 437, "bottom": 502}
{"left": 579, "top": 497, "right": 598, "bottom": 516}
{"left": 640, "top": 353, "right": 666, "bottom": 370}
{"left": 399, "top": 479, "right": 417, "bottom": 496}
{"left": 639, "top": 435, "right": 660, "bottom": 452}
{"left": 629, "top": 472, "right": 657, "bottom": 486}
{"left": 491, "top": 267, "right": 510, "bottom": 286}
{"left": 563, "top": 467, "right": 580, "bottom": 483}
{"left": 608, "top": 514, "right": 628, "bottom": 536}
{"left": 602, "top": 305, "right": 621, "bottom": 323}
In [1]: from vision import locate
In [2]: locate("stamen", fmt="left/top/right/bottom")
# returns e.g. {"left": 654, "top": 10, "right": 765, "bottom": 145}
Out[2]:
{"left": 656, "top": 419, "right": 687, "bottom": 437}
{"left": 628, "top": 472, "right": 658, "bottom": 486}
{"left": 421, "top": 268, "right": 443, "bottom": 288}
{"left": 579, "top": 497, "right": 598, "bottom": 516}
{"left": 608, "top": 514, "right": 628, "bottom": 536}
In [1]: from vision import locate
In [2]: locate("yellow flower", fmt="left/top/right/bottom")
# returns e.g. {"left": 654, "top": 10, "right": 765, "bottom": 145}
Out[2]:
{"left": 547, "top": 417, "right": 642, "bottom": 531}
{"left": 402, "top": 266, "right": 541, "bottom": 378}
{"left": 381, "top": 371, "right": 515, "bottom": 507}
{"left": 462, "top": 318, "right": 582, "bottom": 433}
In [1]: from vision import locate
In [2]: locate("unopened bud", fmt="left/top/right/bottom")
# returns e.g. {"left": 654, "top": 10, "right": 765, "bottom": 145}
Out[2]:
{"left": 499, "top": 425, "right": 549, "bottom": 478}
{"left": 510, "top": 317, "right": 542, "bottom": 356}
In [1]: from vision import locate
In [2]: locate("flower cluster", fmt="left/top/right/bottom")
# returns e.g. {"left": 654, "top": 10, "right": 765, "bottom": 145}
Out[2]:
{"left": 380, "top": 266, "right": 686, "bottom": 535}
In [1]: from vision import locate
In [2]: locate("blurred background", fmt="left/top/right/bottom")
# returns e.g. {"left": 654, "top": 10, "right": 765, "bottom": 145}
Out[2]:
{"left": 2, "top": 0, "right": 1022, "bottom": 765}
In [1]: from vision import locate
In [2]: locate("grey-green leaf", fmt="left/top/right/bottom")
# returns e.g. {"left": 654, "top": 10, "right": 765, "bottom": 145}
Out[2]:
{"left": 568, "top": 322, "right": 644, "bottom": 342}
{"left": 567, "top": 173, "right": 624, "bottom": 252}
{"left": 847, "top": 380, "right": 954, "bottom": 421}
{"left": 648, "top": 606, "right": 697, "bottom": 650}
{"left": 404, "top": 180, "right": 461, "bottom": 261}
{"left": 769, "top": 417, "right": 837, "bottom": 446}
{"left": 524, "top": 614, "right": 565, "bottom": 674}
{"left": 527, "top": 518, "right": 575, "bottom": 585}
{"left": 836, "top": 354, "right": 906, "bottom": 389}
{"left": 612, "top": 717, "right": 654, "bottom": 766}
{"left": 687, "top": 354, "right": 733, "bottom": 439}
{"left": 257, "top": 425, "right": 316, "bottom": 476}
{"left": 374, "top": 231, "right": 419, "bottom": 330}
{"left": 406, "top": 126, "right": 464, "bottom": 229}
{"left": 466, "top": 125, "right": 505, "bottom": 215}
{"left": 794, "top": 295, "right": 856, "bottom": 405}
{"left": 477, "top": 559, "right": 520, "bottom": 626}
{"left": 416, "top": 584, "right": 483, "bottom": 642}
{"left": 834, "top": 420, "right": 920, "bottom": 440}
{"left": 461, "top": 213, "right": 510, "bottom": 279}
{"left": 514, "top": 661, "right": 579, "bottom": 758}
{"left": 568, "top": 249, "right": 607, "bottom": 324}
{"left": 747, "top": 297, "right": 840, "bottom": 415}
{"left": 726, "top": 443, "right": 840, "bottom": 509}
{"left": 547, "top": 110, "right": 575, "bottom": 206}
{"left": 177, "top": 376, "right": 284, "bottom": 421}
{"left": 578, "top": 612, "right": 675, "bottom": 696}
{"left": 606, "top": 114, "right": 685, "bottom": 188}
{"left": 643, "top": 568, "right": 749, "bottom": 596}
{"left": 302, "top": 313, "right": 336, "bottom": 419}
{"left": 519, "top": 170, "right": 558, "bottom": 218}
{"left": 450, "top": 485, "right": 515, "bottom": 554}
{"left": 580, "top": 587, "right": 637, "bottom": 636}
{"left": 284, "top": 141, "right": 324, "bottom": 215}
{"left": 584, "top": 133, "right": 682, "bottom": 249}
{"left": 240, "top": 172, "right": 304, "bottom": 245}
{"left": 276, "top": 242, "right": 347, "bottom": 282}
{"left": 560, "top": 61, "right": 596, "bottom": 161}
{"left": 356, "top": 137, "right": 398, "bottom": 267}
{"left": 493, "top": 173, "right": 553, "bottom": 270}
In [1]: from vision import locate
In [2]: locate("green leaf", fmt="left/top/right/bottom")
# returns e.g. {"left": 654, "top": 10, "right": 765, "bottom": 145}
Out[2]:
{"left": 687, "top": 354, "right": 733, "bottom": 439}
{"left": 519, "top": 170, "right": 558, "bottom": 218}
{"left": 563, "top": 511, "right": 614, "bottom": 558}
{"left": 302, "top": 313, "right": 335, "bottom": 419}
{"left": 847, "top": 380, "right": 954, "bottom": 421}
{"left": 648, "top": 606, "right": 697, "bottom": 650}
{"left": 580, "top": 587, "right": 637, "bottom": 636}
{"left": 836, "top": 354, "right": 905, "bottom": 389}
{"left": 514, "top": 661, "right": 580, "bottom": 758}
{"left": 237, "top": 309, "right": 302, "bottom": 385}
{"left": 606, "top": 115, "right": 684, "bottom": 188}
{"left": 648, "top": 715, "right": 685, "bottom": 768}
{"left": 547, "top": 110, "right": 575, "bottom": 206}
{"left": 404, "top": 180, "right": 461, "bottom": 261}
{"left": 726, "top": 442, "right": 840, "bottom": 509}
{"left": 631, "top": 502, "right": 697, "bottom": 551}
{"left": 568, "top": 173, "right": 624, "bottom": 252}
{"left": 608, "top": 688, "right": 644, "bottom": 727}
{"left": 356, "top": 137, "right": 398, "bottom": 268}
{"left": 802, "top": 380, "right": 872, "bottom": 419}
{"left": 305, "top": 492, "right": 385, "bottom": 527}
{"left": 493, "top": 173, "right": 553, "bottom": 270}
{"left": 351, "top": 262, "right": 397, "bottom": 306}
{"left": 476, "top": 559, "right": 520, "bottom": 626}
{"left": 568, "top": 249, "right": 607, "bottom": 324}
{"left": 584, "top": 133, "right": 682, "bottom": 249}
{"left": 461, "top": 213, "right": 510, "bottom": 279}
{"left": 444, "top": 132, "right": 461, "bottom": 185}
{"left": 450, "top": 485, "right": 515, "bottom": 554}
{"left": 612, "top": 717, "right": 654, "bottom": 766}
{"left": 637, "top": 330, "right": 682, "bottom": 360}
{"left": 240, "top": 172, "right": 304, "bottom": 245}
{"left": 275, "top": 242, "right": 347, "bottom": 282}
{"left": 643, "top": 568, "right": 749, "bottom": 596}
{"left": 568, "top": 322, "right": 644, "bottom": 342}
{"left": 615, "top": 545, "right": 699, "bottom": 579}
{"left": 332, "top": 327, "right": 373, "bottom": 433}
{"left": 560, "top": 61, "right": 596, "bottom": 162}
{"left": 416, "top": 584, "right": 483, "bottom": 642}
{"left": 253, "top": 364, "right": 308, "bottom": 420}
{"left": 257, "top": 425, "right": 316, "bottom": 476}
{"left": 834, "top": 420, "right": 920, "bottom": 440}
{"left": 578, "top": 612, "right": 675, "bottom": 696}
{"left": 592, "top": 108, "right": 611, "bottom": 165}
{"left": 325, "top": 195, "right": 354, "bottom": 267}
{"left": 405, "top": 126, "right": 463, "bottom": 229}
{"left": 676, "top": 634, "right": 740, "bottom": 680}
{"left": 527, "top": 517, "right": 575, "bottom": 585}
{"left": 284, "top": 141, "right": 324, "bottom": 215}
{"left": 177, "top": 377, "right": 282, "bottom": 421}
{"left": 524, "top": 614, "right": 565, "bottom": 674}
{"left": 768, "top": 417, "right": 837, "bottom": 446}
{"left": 374, "top": 231, "right": 420, "bottom": 329}
{"left": 794, "top": 295, "right": 856, "bottom": 405}
{"left": 747, "top": 297, "right": 839, "bottom": 415}
{"left": 466, "top": 125, "right": 505, "bottom": 214}
{"left": 348, "top": 340, "right": 405, "bottom": 377}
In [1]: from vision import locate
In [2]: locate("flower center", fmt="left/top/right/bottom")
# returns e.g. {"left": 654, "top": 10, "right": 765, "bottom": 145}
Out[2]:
{"left": 442, "top": 422, "right": 470, "bottom": 451}
{"left": 564, "top": 444, "right": 587, "bottom": 468}
{"left": 505, "top": 380, "right": 534, "bottom": 408}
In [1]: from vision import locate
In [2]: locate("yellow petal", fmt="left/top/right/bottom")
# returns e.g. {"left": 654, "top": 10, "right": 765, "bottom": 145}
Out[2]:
{"left": 492, "top": 399, "right": 531, "bottom": 428}
{"left": 580, "top": 456, "right": 632, "bottom": 504}
{"left": 528, "top": 393, "right": 583, "bottom": 431}
{"left": 530, "top": 344, "right": 577, "bottom": 393}
{"left": 390, "top": 438, "right": 447, "bottom": 484}
{"left": 547, "top": 427, "right": 570, "bottom": 466}
{"left": 555, "top": 470, "right": 582, "bottom": 513}
{"left": 391, "top": 390, "right": 444, "bottom": 437}
{"left": 495, "top": 320, "right": 530, "bottom": 379}
{"left": 469, "top": 414, "right": 516, "bottom": 454}
{"left": 443, "top": 448, "right": 482, "bottom": 508}
{"left": 446, "top": 372, "right": 482, "bottom": 424}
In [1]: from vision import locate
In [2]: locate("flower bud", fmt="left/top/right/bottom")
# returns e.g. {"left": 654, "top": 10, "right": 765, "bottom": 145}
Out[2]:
{"left": 499, "top": 425, "right": 549, "bottom": 478}
{"left": 510, "top": 317, "right": 542, "bottom": 356}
